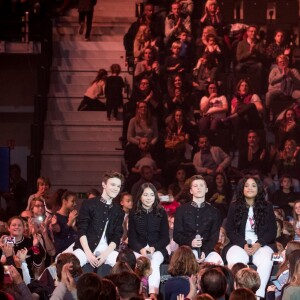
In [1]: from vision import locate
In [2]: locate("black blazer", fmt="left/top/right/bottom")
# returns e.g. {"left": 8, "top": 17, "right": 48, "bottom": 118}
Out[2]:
{"left": 225, "top": 200, "right": 277, "bottom": 252}
{"left": 128, "top": 208, "right": 169, "bottom": 259}
{"left": 74, "top": 197, "right": 125, "bottom": 252}
{"left": 173, "top": 201, "right": 221, "bottom": 255}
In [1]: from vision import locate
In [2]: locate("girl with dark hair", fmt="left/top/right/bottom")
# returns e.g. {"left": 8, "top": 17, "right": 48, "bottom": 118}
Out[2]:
{"left": 165, "top": 109, "right": 192, "bottom": 165}
{"left": 52, "top": 190, "right": 78, "bottom": 255}
{"left": 225, "top": 176, "right": 277, "bottom": 299}
{"left": 128, "top": 183, "right": 169, "bottom": 300}
{"left": 77, "top": 69, "right": 107, "bottom": 111}
{"left": 275, "top": 108, "right": 300, "bottom": 150}
{"left": 166, "top": 74, "right": 191, "bottom": 119}
{"left": 207, "top": 172, "right": 232, "bottom": 221}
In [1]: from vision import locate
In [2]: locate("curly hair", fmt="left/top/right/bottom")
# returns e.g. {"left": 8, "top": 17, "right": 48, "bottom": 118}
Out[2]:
{"left": 234, "top": 176, "right": 267, "bottom": 234}
{"left": 168, "top": 245, "right": 199, "bottom": 276}
{"left": 134, "top": 182, "right": 163, "bottom": 217}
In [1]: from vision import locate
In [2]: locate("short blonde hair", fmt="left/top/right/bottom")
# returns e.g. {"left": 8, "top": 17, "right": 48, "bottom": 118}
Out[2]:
{"left": 235, "top": 268, "right": 261, "bottom": 293}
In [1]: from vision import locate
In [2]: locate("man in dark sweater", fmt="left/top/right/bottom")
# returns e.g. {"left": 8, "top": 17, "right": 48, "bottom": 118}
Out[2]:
{"left": 173, "top": 175, "right": 223, "bottom": 264}
{"left": 73, "top": 171, "right": 124, "bottom": 269}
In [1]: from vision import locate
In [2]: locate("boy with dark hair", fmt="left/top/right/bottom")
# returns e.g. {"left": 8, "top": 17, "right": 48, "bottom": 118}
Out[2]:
{"left": 115, "top": 271, "right": 142, "bottom": 300}
{"left": 174, "top": 175, "right": 223, "bottom": 264}
{"left": 200, "top": 268, "right": 227, "bottom": 299}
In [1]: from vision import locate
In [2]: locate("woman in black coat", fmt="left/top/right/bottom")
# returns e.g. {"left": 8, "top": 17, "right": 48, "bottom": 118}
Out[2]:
{"left": 128, "top": 182, "right": 169, "bottom": 300}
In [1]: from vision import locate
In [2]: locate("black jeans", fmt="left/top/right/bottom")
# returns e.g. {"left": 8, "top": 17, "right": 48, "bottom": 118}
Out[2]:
{"left": 79, "top": 9, "right": 94, "bottom": 38}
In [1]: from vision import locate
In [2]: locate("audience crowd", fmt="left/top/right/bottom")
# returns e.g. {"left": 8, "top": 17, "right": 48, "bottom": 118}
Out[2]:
{"left": 1, "top": 0, "right": 300, "bottom": 300}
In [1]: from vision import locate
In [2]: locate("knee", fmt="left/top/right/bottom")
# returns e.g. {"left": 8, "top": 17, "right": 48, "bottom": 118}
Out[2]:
{"left": 226, "top": 246, "right": 248, "bottom": 264}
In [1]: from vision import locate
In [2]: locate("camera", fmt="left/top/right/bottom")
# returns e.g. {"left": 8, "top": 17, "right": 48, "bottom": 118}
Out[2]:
{"left": 271, "top": 253, "right": 283, "bottom": 262}
{"left": 33, "top": 216, "right": 44, "bottom": 224}
{"left": 159, "top": 195, "right": 170, "bottom": 202}
{"left": 4, "top": 236, "right": 16, "bottom": 245}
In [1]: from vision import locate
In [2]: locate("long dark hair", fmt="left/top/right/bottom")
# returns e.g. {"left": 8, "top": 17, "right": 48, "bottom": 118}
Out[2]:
{"left": 168, "top": 109, "right": 188, "bottom": 129}
{"left": 134, "top": 182, "right": 162, "bottom": 217}
{"left": 92, "top": 69, "right": 107, "bottom": 84}
{"left": 234, "top": 176, "right": 267, "bottom": 234}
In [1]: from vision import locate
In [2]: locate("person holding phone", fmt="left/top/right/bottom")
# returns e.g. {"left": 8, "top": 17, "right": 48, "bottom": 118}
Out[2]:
{"left": 225, "top": 176, "right": 277, "bottom": 299}
{"left": 128, "top": 183, "right": 169, "bottom": 300}
{"left": 1, "top": 216, "right": 45, "bottom": 278}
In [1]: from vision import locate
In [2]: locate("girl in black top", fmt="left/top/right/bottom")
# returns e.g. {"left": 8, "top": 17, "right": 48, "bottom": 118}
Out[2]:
{"left": 128, "top": 183, "right": 169, "bottom": 300}
{"left": 52, "top": 190, "right": 78, "bottom": 255}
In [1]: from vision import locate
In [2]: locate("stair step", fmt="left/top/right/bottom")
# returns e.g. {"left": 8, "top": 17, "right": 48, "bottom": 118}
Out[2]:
{"left": 44, "top": 125, "right": 122, "bottom": 141}
{"left": 39, "top": 170, "right": 121, "bottom": 186}
{"left": 53, "top": 40, "right": 125, "bottom": 51}
{"left": 47, "top": 97, "right": 89, "bottom": 111}
{"left": 50, "top": 72, "right": 95, "bottom": 84}
{"left": 43, "top": 140, "right": 122, "bottom": 153}
{"left": 50, "top": 71, "right": 132, "bottom": 87}
{"left": 51, "top": 57, "right": 126, "bottom": 71}
{"left": 52, "top": 34, "right": 124, "bottom": 42}
{"left": 46, "top": 110, "right": 123, "bottom": 124}
{"left": 53, "top": 25, "right": 128, "bottom": 36}
{"left": 53, "top": 48, "right": 125, "bottom": 59}
{"left": 44, "top": 135, "right": 121, "bottom": 155}
{"left": 41, "top": 154, "right": 123, "bottom": 170}
{"left": 48, "top": 185, "right": 99, "bottom": 193}
{"left": 42, "top": 0, "right": 133, "bottom": 191}
{"left": 59, "top": 10, "right": 135, "bottom": 21}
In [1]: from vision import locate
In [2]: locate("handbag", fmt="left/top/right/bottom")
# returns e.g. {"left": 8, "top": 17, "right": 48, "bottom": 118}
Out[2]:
{"left": 164, "top": 135, "right": 185, "bottom": 150}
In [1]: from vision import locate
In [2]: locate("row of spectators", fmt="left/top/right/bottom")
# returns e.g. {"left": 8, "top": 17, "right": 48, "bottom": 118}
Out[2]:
{"left": 1, "top": 172, "right": 300, "bottom": 299}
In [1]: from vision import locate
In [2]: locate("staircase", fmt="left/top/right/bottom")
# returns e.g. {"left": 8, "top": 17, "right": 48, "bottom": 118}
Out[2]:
{"left": 41, "top": 0, "right": 135, "bottom": 192}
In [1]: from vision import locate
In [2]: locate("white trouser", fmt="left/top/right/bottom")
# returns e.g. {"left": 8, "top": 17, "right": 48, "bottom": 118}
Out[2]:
{"left": 192, "top": 250, "right": 224, "bottom": 265}
{"left": 134, "top": 250, "right": 164, "bottom": 295}
{"left": 226, "top": 245, "right": 274, "bottom": 298}
{"left": 73, "top": 246, "right": 118, "bottom": 267}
